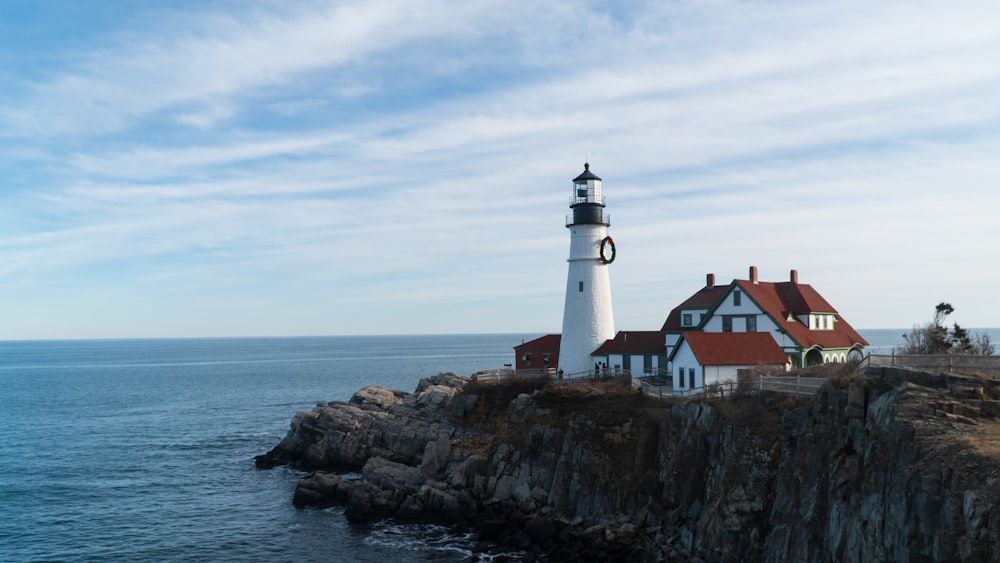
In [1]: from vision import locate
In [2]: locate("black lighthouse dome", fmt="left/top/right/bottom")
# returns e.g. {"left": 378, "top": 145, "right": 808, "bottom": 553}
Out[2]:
{"left": 573, "top": 162, "right": 602, "bottom": 184}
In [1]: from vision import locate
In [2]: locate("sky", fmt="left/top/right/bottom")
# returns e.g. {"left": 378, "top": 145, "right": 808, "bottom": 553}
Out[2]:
{"left": 1, "top": 0, "right": 999, "bottom": 340}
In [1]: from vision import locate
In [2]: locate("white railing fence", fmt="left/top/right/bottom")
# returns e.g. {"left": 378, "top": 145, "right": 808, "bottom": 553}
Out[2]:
{"left": 639, "top": 374, "right": 826, "bottom": 400}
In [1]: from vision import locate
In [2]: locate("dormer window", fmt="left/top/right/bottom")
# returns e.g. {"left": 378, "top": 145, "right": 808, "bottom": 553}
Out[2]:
{"left": 809, "top": 314, "right": 833, "bottom": 330}
{"left": 682, "top": 313, "right": 693, "bottom": 327}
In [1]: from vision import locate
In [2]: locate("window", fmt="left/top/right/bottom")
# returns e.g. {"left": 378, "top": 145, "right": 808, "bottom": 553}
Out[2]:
{"left": 747, "top": 316, "right": 757, "bottom": 332}
{"left": 678, "top": 367, "right": 685, "bottom": 388}
{"left": 733, "top": 291, "right": 742, "bottom": 306}
{"left": 578, "top": 281, "right": 584, "bottom": 292}
{"left": 682, "top": 313, "right": 693, "bottom": 327}
{"left": 688, "top": 368, "right": 695, "bottom": 389}
{"left": 723, "top": 317, "right": 733, "bottom": 332}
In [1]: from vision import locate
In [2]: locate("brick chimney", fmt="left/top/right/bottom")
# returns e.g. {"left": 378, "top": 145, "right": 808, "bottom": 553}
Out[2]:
{"left": 706, "top": 273, "right": 715, "bottom": 289}
{"left": 749, "top": 265, "right": 759, "bottom": 284}
{"left": 790, "top": 269, "right": 799, "bottom": 284}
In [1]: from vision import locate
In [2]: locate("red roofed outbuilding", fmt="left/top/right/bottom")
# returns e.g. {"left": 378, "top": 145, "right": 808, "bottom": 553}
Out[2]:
{"left": 514, "top": 334, "right": 561, "bottom": 372}
{"left": 591, "top": 330, "right": 667, "bottom": 376}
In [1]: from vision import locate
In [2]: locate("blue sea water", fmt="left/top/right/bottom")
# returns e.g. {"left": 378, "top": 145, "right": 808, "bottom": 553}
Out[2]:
{"left": 0, "top": 334, "right": 534, "bottom": 562}
{"left": 1, "top": 330, "right": 995, "bottom": 562}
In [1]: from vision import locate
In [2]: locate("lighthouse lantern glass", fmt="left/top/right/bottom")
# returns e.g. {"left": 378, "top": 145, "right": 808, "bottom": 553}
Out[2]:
{"left": 572, "top": 178, "right": 604, "bottom": 206}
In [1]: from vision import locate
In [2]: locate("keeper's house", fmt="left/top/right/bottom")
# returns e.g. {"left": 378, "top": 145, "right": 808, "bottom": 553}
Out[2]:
{"left": 661, "top": 267, "right": 867, "bottom": 390}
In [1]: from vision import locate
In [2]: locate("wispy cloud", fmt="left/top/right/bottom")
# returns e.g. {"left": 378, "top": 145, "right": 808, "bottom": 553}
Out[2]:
{"left": 2, "top": 0, "right": 999, "bottom": 338}
{"left": 3, "top": 0, "right": 513, "bottom": 136}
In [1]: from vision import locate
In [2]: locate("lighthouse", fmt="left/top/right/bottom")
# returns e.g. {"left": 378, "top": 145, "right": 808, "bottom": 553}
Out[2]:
{"left": 558, "top": 163, "right": 616, "bottom": 376}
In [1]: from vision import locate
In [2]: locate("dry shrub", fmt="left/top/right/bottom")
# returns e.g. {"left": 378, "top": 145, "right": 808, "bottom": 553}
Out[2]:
{"left": 709, "top": 392, "right": 810, "bottom": 443}
{"left": 533, "top": 374, "right": 637, "bottom": 405}
{"left": 794, "top": 362, "right": 863, "bottom": 390}
{"left": 825, "top": 366, "right": 862, "bottom": 390}
{"left": 452, "top": 435, "right": 492, "bottom": 456}
{"left": 460, "top": 375, "right": 549, "bottom": 416}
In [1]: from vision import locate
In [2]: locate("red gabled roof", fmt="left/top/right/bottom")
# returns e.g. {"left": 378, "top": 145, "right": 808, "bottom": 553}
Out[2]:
{"left": 660, "top": 285, "right": 729, "bottom": 331}
{"left": 514, "top": 334, "right": 561, "bottom": 351}
{"left": 681, "top": 332, "right": 788, "bottom": 366}
{"left": 773, "top": 280, "right": 834, "bottom": 314}
{"left": 592, "top": 331, "right": 665, "bottom": 355}
{"left": 735, "top": 280, "right": 868, "bottom": 349}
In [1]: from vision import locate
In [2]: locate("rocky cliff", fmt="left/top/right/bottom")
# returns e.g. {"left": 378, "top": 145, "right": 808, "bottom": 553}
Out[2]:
{"left": 255, "top": 367, "right": 1000, "bottom": 561}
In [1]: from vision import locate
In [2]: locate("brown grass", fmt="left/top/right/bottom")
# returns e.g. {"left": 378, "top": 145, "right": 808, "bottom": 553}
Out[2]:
{"left": 797, "top": 363, "right": 863, "bottom": 390}
{"left": 964, "top": 432, "right": 1000, "bottom": 460}
{"left": 459, "top": 375, "right": 550, "bottom": 416}
{"left": 452, "top": 435, "right": 493, "bottom": 456}
{"left": 533, "top": 374, "right": 637, "bottom": 405}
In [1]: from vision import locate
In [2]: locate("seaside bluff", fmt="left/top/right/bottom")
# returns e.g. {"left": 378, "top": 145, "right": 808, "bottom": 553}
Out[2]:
{"left": 255, "top": 367, "right": 1000, "bottom": 561}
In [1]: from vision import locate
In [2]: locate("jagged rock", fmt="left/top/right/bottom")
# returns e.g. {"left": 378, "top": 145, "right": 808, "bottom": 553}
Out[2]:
{"left": 981, "top": 401, "right": 1000, "bottom": 418}
{"left": 349, "top": 385, "right": 403, "bottom": 410}
{"left": 258, "top": 367, "right": 1000, "bottom": 561}
{"left": 447, "top": 454, "right": 487, "bottom": 488}
{"left": 292, "top": 472, "right": 346, "bottom": 507}
{"left": 419, "top": 437, "right": 451, "bottom": 478}
{"left": 256, "top": 375, "right": 465, "bottom": 470}
{"left": 844, "top": 381, "right": 866, "bottom": 418}
{"left": 415, "top": 372, "right": 467, "bottom": 393}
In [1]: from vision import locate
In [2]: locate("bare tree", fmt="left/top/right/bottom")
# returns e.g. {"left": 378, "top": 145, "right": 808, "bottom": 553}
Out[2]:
{"left": 899, "top": 302, "right": 994, "bottom": 355}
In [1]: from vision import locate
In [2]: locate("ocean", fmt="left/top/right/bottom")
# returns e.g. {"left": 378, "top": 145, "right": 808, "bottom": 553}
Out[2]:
{"left": 1, "top": 330, "right": 995, "bottom": 562}
{"left": 0, "top": 335, "right": 534, "bottom": 562}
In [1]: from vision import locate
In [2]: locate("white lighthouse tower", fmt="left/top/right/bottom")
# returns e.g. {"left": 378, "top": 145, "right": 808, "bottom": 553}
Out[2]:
{"left": 558, "top": 163, "right": 616, "bottom": 376}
